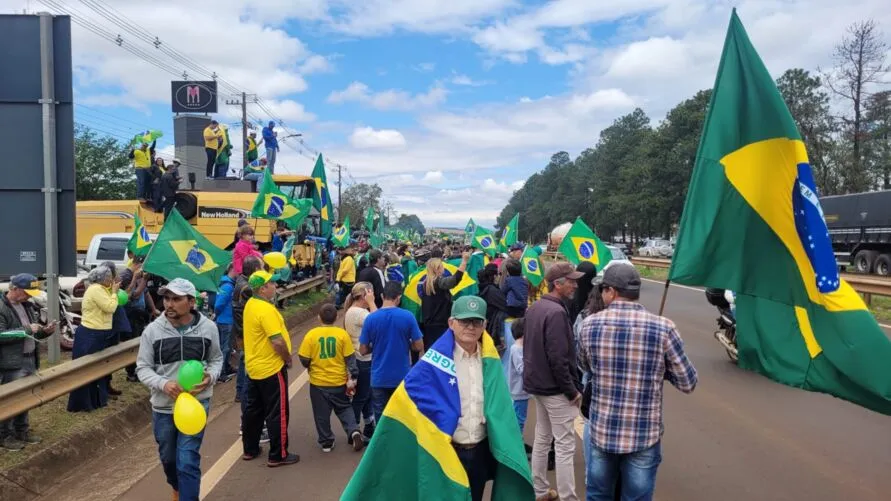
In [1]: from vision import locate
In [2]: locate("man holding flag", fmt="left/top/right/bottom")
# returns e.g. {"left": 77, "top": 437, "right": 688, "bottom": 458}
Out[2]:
{"left": 343, "top": 295, "right": 534, "bottom": 501}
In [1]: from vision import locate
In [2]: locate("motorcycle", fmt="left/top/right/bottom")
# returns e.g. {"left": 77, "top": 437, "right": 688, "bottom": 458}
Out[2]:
{"left": 34, "top": 289, "right": 81, "bottom": 351}
{"left": 705, "top": 288, "right": 738, "bottom": 362}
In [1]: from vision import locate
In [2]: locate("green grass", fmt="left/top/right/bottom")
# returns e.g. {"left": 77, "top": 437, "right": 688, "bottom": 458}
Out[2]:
{"left": 281, "top": 290, "right": 330, "bottom": 316}
{"left": 638, "top": 266, "right": 669, "bottom": 281}
{"left": 868, "top": 295, "right": 891, "bottom": 324}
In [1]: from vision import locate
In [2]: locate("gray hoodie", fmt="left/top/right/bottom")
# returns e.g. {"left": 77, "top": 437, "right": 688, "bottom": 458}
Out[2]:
{"left": 136, "top": 311, "right": 223, "bottom": 413}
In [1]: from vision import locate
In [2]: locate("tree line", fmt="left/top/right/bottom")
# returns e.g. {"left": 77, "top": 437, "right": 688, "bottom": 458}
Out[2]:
{"left": 496, "top": 20, "right": 891, "bottom": 244}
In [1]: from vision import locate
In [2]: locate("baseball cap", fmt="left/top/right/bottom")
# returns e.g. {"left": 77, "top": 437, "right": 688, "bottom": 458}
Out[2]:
{"left": 172, "top": 158, "right": 182, "bottom": 164}
{"left": 248, "top": 270, "right": 274, "bottom": 289}
{"left": 451, "top": 295, "right": 487, "bottom": 320}
{"left": 544, "top": 262, "right": 585, "bottom": 283}
{"left": 10, "top": 274, "right": 41, "bottom": 297}
{"left": 158, "top": 278, "right": 197, "bottom": 298}
{"left": 601, "top": 265, "right": 641, "bottom": 292}
{"left": 509, "top": 242, "right": 524, "bottom": 252}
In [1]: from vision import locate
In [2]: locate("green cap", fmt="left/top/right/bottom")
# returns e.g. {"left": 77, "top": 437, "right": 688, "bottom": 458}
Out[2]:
{"left": 451, "top": 295, "right": 486, "bottom": 320}
{"left": 248, "top": 270, "right": 273, "bottom": 289}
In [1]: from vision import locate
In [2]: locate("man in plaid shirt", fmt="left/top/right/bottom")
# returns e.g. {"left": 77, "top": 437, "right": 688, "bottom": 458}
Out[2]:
{"left": 578, "top": 265, "right": 697, "bottom": 501}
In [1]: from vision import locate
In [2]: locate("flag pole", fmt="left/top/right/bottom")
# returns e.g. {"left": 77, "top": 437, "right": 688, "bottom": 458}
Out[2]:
{"left": 658, "top": 279, "right": 671, "bottom": 316}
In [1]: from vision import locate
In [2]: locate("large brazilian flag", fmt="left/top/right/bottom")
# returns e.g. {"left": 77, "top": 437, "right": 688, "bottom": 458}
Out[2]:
{"left": 143, "top": 209, "right": 232, "bottom": 292}
{"left": 669, "top": 10, "right": 891, "bottom": 415}
{"left": 341, "top": 329, "right": 533, "bottom": 500}
{"left": 402, "top": 262, "right": 477, "bottom": 322}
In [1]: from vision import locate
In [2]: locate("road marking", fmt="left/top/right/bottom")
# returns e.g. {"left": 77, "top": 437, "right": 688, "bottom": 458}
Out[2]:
{"left": 199, "top": 369, "right": 310, "bottom": 500}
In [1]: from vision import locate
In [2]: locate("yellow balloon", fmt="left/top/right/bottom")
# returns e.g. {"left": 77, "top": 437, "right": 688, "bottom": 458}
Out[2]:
{"left": 173, "top": 392, "right": 207, "bottom": 436}
{"left": 264, "top": 252, "right": 287, "bottom": 269}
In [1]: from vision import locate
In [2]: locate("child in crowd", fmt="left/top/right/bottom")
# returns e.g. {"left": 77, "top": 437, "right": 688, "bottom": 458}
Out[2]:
{"left": 298, "top": 304, "right": 364, "bottom": 453}
{"left": 507, "top": 317, "right": 529, "bottom": 433}
{"left": 502, "top": 259, "right": 529, "bottom": 318}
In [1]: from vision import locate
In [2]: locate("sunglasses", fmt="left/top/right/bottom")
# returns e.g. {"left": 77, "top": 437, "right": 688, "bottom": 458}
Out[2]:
{"left": 456, "top": 318, "right": 485, "bottom": 328}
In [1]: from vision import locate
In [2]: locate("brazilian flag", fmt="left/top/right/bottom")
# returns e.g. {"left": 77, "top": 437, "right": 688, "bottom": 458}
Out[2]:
{"left": 402, "top": 262, "right": 476, "bottom": 322}
{"left": 520, "top": 245, "right": 544, "bottom": 287}
{"left": 342, "top": 329, "right": 533, "bottom": 500}
{"left": 250, "top": 172, "right": 312, "bottom": 230}
{"left": 127, "top": 213, "right": 153, "bottom": 257}
{"left": 557, "top": 217, "right": 612, "bottom": 269}
{"left": 669, "top": 10, "right": 891, "bottom": 415}
{"left": 332, "top": 215, "right": 351, "bottom": 248}
{"left": 143, "top": 209, "right": 232, "bottom": 292}
{"left": 471, "top": 226, "right": 497, "bottom": 257}
{"left": 311, "top": 154, "right": 335, "bottom": 237}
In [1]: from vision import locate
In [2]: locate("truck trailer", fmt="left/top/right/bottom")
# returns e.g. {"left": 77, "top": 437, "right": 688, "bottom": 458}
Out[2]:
{"left": 821, "top": 190, "right": 891, "bottom": 275}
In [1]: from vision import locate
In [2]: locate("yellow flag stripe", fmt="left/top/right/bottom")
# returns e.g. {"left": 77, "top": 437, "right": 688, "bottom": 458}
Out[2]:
{"left": 794, "top": 306, "right": 823, "bottom": 359}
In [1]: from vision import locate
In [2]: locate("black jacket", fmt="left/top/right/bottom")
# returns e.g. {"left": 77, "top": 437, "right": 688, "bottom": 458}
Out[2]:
{"left": 478, "top": 282, "right": 508, "bottom": 349}
{"left": 160, "top": 168, "right": 181, "bottom": 199}
{"left": 357, "top": 266, "right": 384, "bottom": 308}
{"left": 420, "top": 271, "right": 464, "bottom": 328}
{"left": 0, "top": 293, "right": 46, "bottom": 371}
{"left": 231, "top": 273, "right": 252, "bottom": 340}
{"left": 522, "top": 294, "right": 580, "bottom": 400}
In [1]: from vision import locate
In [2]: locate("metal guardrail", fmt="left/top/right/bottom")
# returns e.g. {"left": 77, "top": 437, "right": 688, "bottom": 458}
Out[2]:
{"left": 544, "top": 253, "right": 891, "bottom": 302}
{"left": 0, "top": 274, "right": 328, "bottom": 422}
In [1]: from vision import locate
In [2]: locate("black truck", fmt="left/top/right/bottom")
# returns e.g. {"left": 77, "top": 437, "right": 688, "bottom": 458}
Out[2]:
{"left": 821, "top": 191, "right": 891, "bottom": 275}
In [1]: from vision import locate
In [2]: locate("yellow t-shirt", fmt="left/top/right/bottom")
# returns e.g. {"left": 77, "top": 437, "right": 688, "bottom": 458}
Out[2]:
{"left": 132, "top": 148, "right": 152, "bottom": 169}
{"left": 243, "top": 297, "right": 292, "bottom": 380}
{"left": 297, "top": 325, "right": 355, "bottom": 387}
{"left": 336, "top": 255, "right": 356, "bottom": 283}
{"left": 81, "top": 284, "right": 118, "bottom": 330}
{"left": 203, "top": 126, "right": 221, "bottom": 150}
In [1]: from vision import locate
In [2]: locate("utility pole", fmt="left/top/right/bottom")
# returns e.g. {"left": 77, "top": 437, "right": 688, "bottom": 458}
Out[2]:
{"left": 224, "top": 92, "right": 256, "bottom": 173}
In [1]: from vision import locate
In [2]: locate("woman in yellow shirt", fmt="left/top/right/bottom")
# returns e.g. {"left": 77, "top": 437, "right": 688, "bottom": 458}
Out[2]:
{"left": 68, "top": 265, "right": 120, "bottom": 412}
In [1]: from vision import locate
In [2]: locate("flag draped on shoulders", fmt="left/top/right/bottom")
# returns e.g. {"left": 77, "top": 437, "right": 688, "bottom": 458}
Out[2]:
{"left": 311, "top": 154, "right": 334, "bottom": 237}
{"left": 127, "top": 213, "right": 153, "bottom": 257}
{"left": 557, "top": 217, "right": 612, "bottom": 269}
{"left": 250, "top": 172, "right": 312, "bottom": 230}
{"left": 402, "top": 263, "right": 477, "bottom": 322}
{"left": 341, "top": 330, "right": 533, "bottom": 500}
{"left": 669, "top": 9, "right": 891, "bottom": 415}
{"left": 143, "top": 209, "right": 232, "bottom": 292}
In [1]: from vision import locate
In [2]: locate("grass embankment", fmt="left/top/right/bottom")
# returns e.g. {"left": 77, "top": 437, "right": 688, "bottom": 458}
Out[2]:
{"left": 0, "top": 290, "right": 330, "bottom": 472}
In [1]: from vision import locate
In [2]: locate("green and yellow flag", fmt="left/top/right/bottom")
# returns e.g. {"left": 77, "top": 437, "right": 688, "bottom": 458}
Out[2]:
{"left": 143, "top": 209, "right": 232, "bottom": 292}
{"left": 250, "top": 172, "right": 312, "bottom": 230}
{"left": 502, "top": 213, "right": 519, "bottom": 248}
{"left": 464, "top": 218, "right": 476, "bottom": 235}
{"left": 521, "top": 245, "right": 544, "bottom": 287}
{"left": 341, "top": 330, "right": 533, "bottom": 500}
{"left": 669, "top": 10, "right": 891, "bottom": 415}
{"left": 471, "top": 226, "right": 497, "bottom": 256}
{"left": 311, "top": 154, "right": 335, "bottom": 237}
{"left": 127, "top": 213, "right": 153, "bottom": 257}
{"left": 333, "top": 215, "right": 351, "bottom": 248}
{"left": 557, "top": 217, "right": 612, "bottom": 269}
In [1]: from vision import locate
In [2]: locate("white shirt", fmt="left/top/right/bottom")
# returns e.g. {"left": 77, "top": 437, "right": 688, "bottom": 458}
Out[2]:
{"left": 375, "top": 267, "right": 387, "bottom": 285}
{"left": 452, "top": 342, "right": 487, "bottom": 445}
{"left": 344, "top": 307, "right": 371, "bottom": 362}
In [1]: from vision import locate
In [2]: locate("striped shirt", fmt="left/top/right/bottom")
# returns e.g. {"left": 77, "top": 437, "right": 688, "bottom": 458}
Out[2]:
{"left": 578, "top": 300, "right": 697, "bottom": 454}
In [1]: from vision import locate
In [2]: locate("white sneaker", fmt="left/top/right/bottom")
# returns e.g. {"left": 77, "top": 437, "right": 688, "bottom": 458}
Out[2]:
{"left": 259, "top": 428, "right": 270, "bottom": 444}
{"left": 321, "top": 442, "right": 334, "bottom": 453}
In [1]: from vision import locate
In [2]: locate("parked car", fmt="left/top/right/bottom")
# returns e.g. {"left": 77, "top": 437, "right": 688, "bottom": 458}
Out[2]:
{"left": 637, "top": 239, "right": 673, "bottom": 258}
{"left": 601, "top": 245, "right": 636, "bottom": 274}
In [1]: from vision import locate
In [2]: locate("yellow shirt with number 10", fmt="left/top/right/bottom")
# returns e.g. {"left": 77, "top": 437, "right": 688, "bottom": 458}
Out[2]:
{"left": 298, "top": 325, "right": 355, "bottom": 387}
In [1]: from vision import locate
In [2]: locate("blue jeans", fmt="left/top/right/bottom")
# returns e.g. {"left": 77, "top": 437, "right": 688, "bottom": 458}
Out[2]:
{"left": 352, "top": 360, "right": 374, "bottom": 433}
{"left": 371, "top": 387, "right": 397, "bottom": 425}
{"left": 135, "top": 168, "right": 152, "bottom": 200}
{"left": 266, "top": 147, "right": 277, "bottom": 174}
{"left": 586, "top": 441, "right": 662, "bottom": 501}
{"left": 216, "top": 324, "right": 232, "bottom": 375}
{"left": 153, "top": 399, "right": 210, "bottom": 501}
{"left": 513, "top": 399, "right": 528, "bottom": 433}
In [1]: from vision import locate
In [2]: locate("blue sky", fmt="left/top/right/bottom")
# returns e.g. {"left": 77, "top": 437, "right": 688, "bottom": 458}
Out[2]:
{"left": 10, "top": 0, "right": 891, "bottom": 228}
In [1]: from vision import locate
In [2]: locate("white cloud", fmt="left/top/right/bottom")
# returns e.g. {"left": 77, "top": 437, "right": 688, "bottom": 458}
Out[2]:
{"left": 415, "top": 62, "right": 437, "bottom": 72}
{"left": 451, "top": 73, "right": 493, "bottom": 86}
{"left": 327, "top": 81, "right": 447, "bottom": 110}
{"left": 299, "top": 54, "right": 335, "bottom": 74}
{"left": 481, "top": 178, "right": 524, "bottom": 195}
{"left": 349, "top": 127, "right": 408, "bottom": 149}
{"left": 421, "top": 170, "right": 445, "bottom": 183}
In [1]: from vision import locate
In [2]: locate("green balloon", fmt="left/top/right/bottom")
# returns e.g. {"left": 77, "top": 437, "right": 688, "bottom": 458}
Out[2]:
{"left": 177, "top": 360, "right": 204, "bottom": 391}
{"left": 117, "top": 290, "right": 129, "bottom": 306}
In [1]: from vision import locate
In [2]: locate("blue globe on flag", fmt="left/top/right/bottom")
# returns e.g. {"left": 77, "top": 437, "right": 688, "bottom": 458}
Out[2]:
{"left": 578, "top": 241, "right": 594, "bottom": 260}
{"left": 526, "top": 259, "right": 538, "bottom": 273}
{"left": 186, "top": 245, "right": 207, "bottom": 270}
{"left": 266, "top": 196, "right": 285, "bottom": 218}
{"left": 139, "top": 226, "right": 151, "bottom": 243}
{"left": 480, "top": 237, "right": 493, "bottom": 248}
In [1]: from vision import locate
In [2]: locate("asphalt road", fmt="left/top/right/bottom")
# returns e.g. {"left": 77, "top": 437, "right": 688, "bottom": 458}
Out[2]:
{"left": 40, "top": 280, "right": 891, "bottom": 501}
